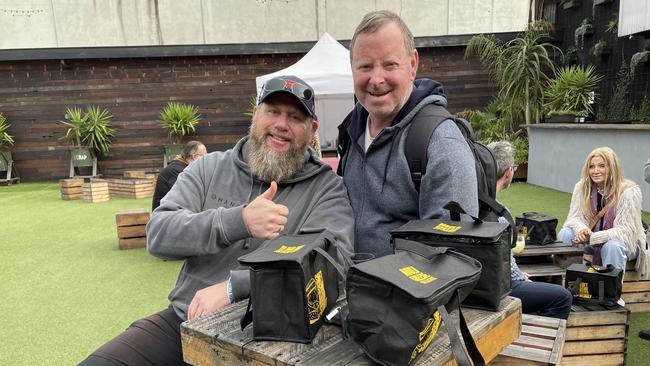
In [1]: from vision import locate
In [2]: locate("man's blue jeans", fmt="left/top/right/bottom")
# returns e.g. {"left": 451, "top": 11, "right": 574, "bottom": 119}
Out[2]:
{"left": 511, "top": 280, "right": 572, "bottom": 319}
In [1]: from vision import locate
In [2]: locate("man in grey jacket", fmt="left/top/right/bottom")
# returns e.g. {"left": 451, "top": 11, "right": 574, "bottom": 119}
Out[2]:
{"left": 79, "top": 75, "right": 354, "bottom": 366}
{"left": 339, "top": 10, "right": 478, "bottom": 258}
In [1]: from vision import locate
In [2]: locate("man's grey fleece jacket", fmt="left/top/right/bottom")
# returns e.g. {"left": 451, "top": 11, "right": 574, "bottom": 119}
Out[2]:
{"left": 341, "top": 79, "right": 478, "bottom": 258}
{"left": 146, "top": 137, "right": 355, "bottom": 321}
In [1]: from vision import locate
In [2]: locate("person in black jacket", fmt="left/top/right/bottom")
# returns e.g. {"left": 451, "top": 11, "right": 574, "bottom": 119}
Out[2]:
{"left": 152, "top": 140, "right": 206, "bottom": 210}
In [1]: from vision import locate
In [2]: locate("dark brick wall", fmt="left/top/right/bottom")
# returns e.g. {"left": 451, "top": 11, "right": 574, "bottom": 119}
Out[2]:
{"left": 551, "top": 0, "right": 650, "bottom": 116}
{"left": 0, "top": 46, "right": 495, "bottom": 181}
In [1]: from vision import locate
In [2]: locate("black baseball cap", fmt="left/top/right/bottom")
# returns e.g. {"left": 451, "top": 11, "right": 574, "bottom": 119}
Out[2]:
{"left": 258, "top": 75, "right": 316, "bottom": 118}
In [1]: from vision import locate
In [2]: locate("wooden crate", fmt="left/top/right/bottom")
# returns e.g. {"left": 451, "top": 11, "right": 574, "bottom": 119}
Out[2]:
{"left": 582, "top": 256, "right": 650, "bottom": 313}
{"left": 146, "top": 174, "right": 158, "bottom": 190}
{"left": 514, "top": 241, "right": 584, "bottom": 286}
{"left": 115, "top": 208, "right": 150, "bottom": 250}
{"left": 561, "top": 303, "right": 629, "bottom": 366}
{"left": 59, "top": 178, "right": 84, "bottom": 200}
{"left": 622, "top": 260, "right": 650, "bottom": 312}
{"left": 83, "top": 179, "right": 109, "bottom": 203}
{"left": 123, "top": 170, "right": 146, "bottom": 178}
{"left": 107, "top": 177, "right": 155, "bottom": 199}
{"left": 491, "top": 314, "right": 566, "bottom": 366}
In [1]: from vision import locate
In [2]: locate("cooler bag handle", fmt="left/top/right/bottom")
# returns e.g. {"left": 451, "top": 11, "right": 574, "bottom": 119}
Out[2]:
{"left": 444, "top": 201, "right": 483, "bottom": 223}
{"left": 439, "top": 289, "right": 485, "bottom": 366}
{"left": 394, "top": 238, "right": 451, "bottom": 259}
{"left": 444, "top": 200, "right": 516, "bottom": 248}
{"left": 313, "top": 246, "right": 346, "bottom": 277}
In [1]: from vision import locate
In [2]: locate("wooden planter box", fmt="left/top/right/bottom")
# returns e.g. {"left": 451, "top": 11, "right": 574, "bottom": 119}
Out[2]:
{"left": 562, "top": 304, "right": 629, "bottom": 365}
{"left": 83, "top": 179, "right": 109, "bottom": 203}
{"left": 123, "top": 170, "right": 146, "bottom": 178}
{"left": 107, "top": 177, "right": 155, "bottom": 199}
{"left": 115, "top": 208, "right": 150, "bottom": 249}
{"left": 59, "top": 178, "right": 83, "bottom": 200}
{"left": 545, "top": 115, "right": 581, "bottom": 123}
{"left": 622, "top": 260, "right": 650, "bottom": 312}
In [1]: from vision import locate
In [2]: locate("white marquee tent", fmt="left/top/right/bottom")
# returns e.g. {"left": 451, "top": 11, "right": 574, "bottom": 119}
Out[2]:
{"left": 256, "top": 33, "right": 354, "bottom": 149}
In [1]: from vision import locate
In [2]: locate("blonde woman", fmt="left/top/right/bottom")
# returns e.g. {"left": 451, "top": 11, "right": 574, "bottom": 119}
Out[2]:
{"left": 559, "top": 147, "right": 648, "bottom": 277}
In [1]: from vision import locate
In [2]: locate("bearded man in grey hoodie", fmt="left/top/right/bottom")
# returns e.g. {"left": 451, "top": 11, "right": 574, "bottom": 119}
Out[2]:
{"left": 79, "top": 75, "right": 354, "bottom": 366}
{"left": 339, "top": 10, "right": 478, "bottom": 258}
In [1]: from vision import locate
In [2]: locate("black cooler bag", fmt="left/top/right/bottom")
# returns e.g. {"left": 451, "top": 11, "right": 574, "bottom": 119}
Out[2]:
{"left": 565, "top": 263, "right": 623, "bottom": 306}
{"left": 238, "top": 230, "right": 345, "bottom": 343}
{"left": 346, "top": 238, "right": 484, "bottom": 366}
{"left": 515, "top": 212, "right": 558, "bottom": 245}
{"left": 391, "top": 205, "right": 511, "bottom": 311}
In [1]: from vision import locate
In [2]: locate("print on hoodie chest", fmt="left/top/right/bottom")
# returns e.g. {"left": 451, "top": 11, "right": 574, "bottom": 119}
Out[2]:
{"left": 210, "top": 194, "right": 241, "bottom": 208}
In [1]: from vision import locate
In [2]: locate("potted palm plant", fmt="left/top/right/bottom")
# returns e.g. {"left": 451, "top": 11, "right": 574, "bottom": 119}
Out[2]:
{"left": 159, "top": 101, "right": 201, "bottom": 165}
{"left": 0, "top": 112, "right": 15, "bottom": 173}
{"left": 465, "top": 20, "right": 559, "bottom": 126}
{"left": 60, "top": 106, "right": 116, "bottom": 176}
{"left": 544, "top": 65, "right": 602, "bottom": 123}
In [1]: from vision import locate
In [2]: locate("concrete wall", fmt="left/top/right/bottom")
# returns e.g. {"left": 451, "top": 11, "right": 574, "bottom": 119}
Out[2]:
{"left": 0, "top": 0, "right": 530, "bottom": 49}
{"left": 527, "top": 124, "right": 650, "bottom": 212}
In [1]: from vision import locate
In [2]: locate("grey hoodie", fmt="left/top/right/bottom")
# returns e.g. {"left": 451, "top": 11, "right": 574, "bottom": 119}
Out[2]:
{"left": 341, "top": 79, "right": 478, "bottom": 258}
{"left": 147, "top": 136, "right": 354, "bottom": 320}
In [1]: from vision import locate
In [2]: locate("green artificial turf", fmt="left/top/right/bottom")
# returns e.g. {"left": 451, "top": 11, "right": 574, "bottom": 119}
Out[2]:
{"left": 1, "top": 182, "right": 649, "bottom": 365}
{"left": 1, "top": 182, "right": 182, "bottom": 365}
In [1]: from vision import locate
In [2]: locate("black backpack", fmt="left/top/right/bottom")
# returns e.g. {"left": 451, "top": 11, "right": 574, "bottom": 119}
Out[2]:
{"left": 337, "top": 104, "right": 516, "bottom": 244}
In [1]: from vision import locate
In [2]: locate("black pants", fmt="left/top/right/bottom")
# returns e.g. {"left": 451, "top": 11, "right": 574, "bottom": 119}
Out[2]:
{"left": 78, "top": 307, "right": 190, "bottom": 366}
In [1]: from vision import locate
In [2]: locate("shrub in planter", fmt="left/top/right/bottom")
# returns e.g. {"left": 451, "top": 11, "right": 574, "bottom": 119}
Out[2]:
{"left": 574, "top": 18, "right": 593, "bottom": 50}
{"left": 599, "top": 61, "right": 634, "bottom": 121}
{"left": 465, "top": 20, "right": 559, "bottom": 125}
{"left": 159, "top": 101, "right": 201, "bottom": 144}
{"left": 60, "top": 106, "right": 116, "bottom": 157}
{"left": 159, "top": 101, "right": 201, "bottom": 164}
{"left": 0, "top": 112, "right": 14, "bottom": 149}
{"left": 592, "top": 40, "right": 610, "bottom": 57}
{"left": 0, "top": 112, "right": 15, "bottom": 171}
{"left": 544, "top": 65, "right": 602, "bottom": 121}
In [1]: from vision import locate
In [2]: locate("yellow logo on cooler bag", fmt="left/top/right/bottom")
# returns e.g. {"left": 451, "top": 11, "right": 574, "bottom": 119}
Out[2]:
{"left": 411, "top": 310, "right": 442, "bottom": 361}
{"left": 306, "top": 271, "right": 327, "bottom": 324}
{"left": 274, "top": 245, "right": 305, "bottom": 254}
{"left": 400, "top": 266, "right": 437, "bottom": 284}
{"left": 433, "top": 223, "right": 461, "bottom": 233}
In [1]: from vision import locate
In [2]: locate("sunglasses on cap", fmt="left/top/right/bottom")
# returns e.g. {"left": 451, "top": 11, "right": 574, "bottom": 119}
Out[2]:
{"left": 262, "top": 77, "right": 314, "bottom": 102}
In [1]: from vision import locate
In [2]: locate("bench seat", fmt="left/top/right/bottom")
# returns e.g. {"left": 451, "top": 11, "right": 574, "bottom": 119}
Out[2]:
{"left": 491, "top": 314, "right": 566, "bottom": 366}
{"left": 518, "top": 263, "right": 566, "bottom": 285}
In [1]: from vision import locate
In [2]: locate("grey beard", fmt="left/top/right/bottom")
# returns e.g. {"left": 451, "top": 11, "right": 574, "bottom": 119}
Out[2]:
{"left": 248, "top": 134, "right": 307, "bottom": 182}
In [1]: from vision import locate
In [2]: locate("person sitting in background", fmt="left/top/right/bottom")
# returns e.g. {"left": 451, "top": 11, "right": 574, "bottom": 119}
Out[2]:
{"left": 152, "top": 140, "right": 207, "bottom": 210}
{"left": 558, "top": 147, "right": 648, "bottom": 280}
{"left": 488, "top": 141, "right": 572, "bottom": 319}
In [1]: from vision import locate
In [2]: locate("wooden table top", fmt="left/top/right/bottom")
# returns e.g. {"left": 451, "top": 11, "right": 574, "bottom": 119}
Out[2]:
{"left": 181, "top": 296, "right": 522, "bottom": 366}
{"left": 515, "top": 241, "right": 584, "bottom": 258}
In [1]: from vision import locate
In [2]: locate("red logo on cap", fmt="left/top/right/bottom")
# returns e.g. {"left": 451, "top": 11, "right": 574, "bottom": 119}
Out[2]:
{"left": 284, "top": 79, "right": 297, "bottom": 89}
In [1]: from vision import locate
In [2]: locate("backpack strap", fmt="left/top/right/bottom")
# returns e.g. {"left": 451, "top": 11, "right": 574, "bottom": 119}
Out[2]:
{"left": 479, "top": 193, "right": 518, "bottom": 248}
{"left": 336, "top": 110, "right": 355, "bottom": 176}
{"left": 438, "top": 289, "right": 486, "bottom": 366}
{"left": 405, "top": 104, "right": 453, "bottom": 192}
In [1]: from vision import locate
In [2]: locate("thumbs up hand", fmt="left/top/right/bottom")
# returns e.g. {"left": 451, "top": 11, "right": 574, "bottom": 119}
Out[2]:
{"left": 243, "top": 181, "right": 289, "bottom": 240}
